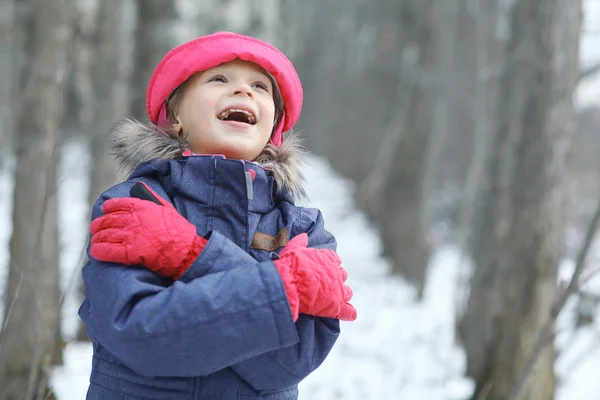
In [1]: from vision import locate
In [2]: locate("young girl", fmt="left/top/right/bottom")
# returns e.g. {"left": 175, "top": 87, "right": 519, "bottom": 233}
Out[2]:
{"left": 78, "top": 32, "right": 357, "bottom": 399}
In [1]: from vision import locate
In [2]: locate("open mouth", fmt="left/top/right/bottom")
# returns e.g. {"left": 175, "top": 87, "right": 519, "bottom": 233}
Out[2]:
{"left": 217, "top": 108, "right": 257, "bottom": 125}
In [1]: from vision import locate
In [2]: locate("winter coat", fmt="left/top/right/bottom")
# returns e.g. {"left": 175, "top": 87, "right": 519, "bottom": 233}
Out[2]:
{"left": 78, "top": 121, "right": 340, "bottom": 400}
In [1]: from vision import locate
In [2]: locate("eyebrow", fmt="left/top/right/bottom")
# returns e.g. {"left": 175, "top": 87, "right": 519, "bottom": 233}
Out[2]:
{"left": 208, "top": 66, "right": 272, "bottom": 86}
{"left": 254, "top": 70, "right": 271, "bottom": 82}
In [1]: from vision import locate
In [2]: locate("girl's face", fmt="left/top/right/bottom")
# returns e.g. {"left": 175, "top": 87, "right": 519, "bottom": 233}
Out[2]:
{"left": 173, "top": 59, "right": 276, "bottom": 160}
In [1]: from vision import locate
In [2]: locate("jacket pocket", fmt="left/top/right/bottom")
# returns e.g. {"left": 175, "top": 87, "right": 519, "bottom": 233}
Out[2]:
{"left": 87, "top": 382, "right": 180, "bottom": 400}
{"left": 239, "top": 387, "right": 298, "bottom": 399}
{"left": 238, "top": 380, "right": 298, "bottom": 400}
{"left": 87, "top": 383, "right": 125, "bottom": 400}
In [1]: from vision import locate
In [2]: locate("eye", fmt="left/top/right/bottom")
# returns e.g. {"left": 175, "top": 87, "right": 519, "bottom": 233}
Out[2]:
{"left": 208, "top": 74, "right": 227, "bottom": 83}
{"left": 252, "top": 80, "right": 270, "bottom": 92}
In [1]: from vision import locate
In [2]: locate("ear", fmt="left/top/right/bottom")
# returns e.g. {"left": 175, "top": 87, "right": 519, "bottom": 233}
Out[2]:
{"left": 172, "top": 115, "right": 184, "bottom": 137}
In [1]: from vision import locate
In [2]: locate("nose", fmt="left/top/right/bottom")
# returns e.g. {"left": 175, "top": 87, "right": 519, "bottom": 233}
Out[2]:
{"left": 232, "top": 82, "right": 254, "bottom": 99}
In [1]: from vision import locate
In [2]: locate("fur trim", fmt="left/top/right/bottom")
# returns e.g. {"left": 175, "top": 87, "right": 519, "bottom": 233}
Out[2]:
{"left": 108, "top": 119, "right": 188, "bottom": 180}
{"left": 255, "top": 133, "right": 307, "bottom": 200}
{"left": 108, "top": 118, "right": 307, "bottom": 201}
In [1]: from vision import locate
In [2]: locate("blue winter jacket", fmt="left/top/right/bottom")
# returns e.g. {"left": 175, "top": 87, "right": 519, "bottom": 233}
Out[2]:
{"left": 78, "top": 124, "right": 340, "bottom": 400}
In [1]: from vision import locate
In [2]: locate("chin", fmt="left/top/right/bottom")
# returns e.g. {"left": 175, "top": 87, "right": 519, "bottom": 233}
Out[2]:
{"left": 219, "top": 138, "right": 266, "bottom": 160}
{"left": 220, "top": 145, "right": 261, "bottom": 161}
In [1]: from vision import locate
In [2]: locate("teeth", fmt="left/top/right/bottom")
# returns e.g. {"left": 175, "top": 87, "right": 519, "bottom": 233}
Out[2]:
{"left": 218, "top": 108, "right": 256, "bottom": 124}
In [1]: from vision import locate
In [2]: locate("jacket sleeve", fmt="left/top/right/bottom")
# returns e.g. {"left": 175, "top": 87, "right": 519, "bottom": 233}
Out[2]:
{"left": 79, "top": 181, "right": 299, "bottom": 378}
{"left": 230, "top": 207, "right": 341, "bottom": 391}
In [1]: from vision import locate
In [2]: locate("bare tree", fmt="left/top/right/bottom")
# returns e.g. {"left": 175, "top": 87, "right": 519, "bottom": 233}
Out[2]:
{"left": 359, "top": 0, "right": 437, "bottom": 297}
{"left": 86, "top": 0, "right": 130, "bottom": 220}
{"left": 0, "top": 0, "right": 36, "bottom": 160}
{"left": 457, "top": 0, "right": 582, "bottom": 398}
{"left": 291, "top": 0, "right": 437, "bottom": 296}
{"left": 70, "top": 0, "right": 98, "bottom": 138}
{"left": 131, "top": 0, "right": 178, "bottom": 121}
{"left": 0, "top": 0, "right": 15, "bottom": 155}
{"left": 74, "top": 0, "right": 129, "bottom": 341}
{"left": 0, "top": 0, "right": 73, "bottom": 397}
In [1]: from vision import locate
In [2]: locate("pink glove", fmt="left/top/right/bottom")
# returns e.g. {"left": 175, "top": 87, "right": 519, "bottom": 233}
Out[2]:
{"left": 274, "top": 234, "right": 357, "bottom": 322}
{"left": 90, "top": 182, "right": 207, "bottom": 280}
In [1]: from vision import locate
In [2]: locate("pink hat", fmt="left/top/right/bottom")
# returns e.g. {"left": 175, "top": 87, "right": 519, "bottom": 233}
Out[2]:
{"left": 146, "top": 31, "right": 302, "bottom": 147}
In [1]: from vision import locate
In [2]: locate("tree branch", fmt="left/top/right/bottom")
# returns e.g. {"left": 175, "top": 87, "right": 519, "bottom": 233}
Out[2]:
{"left": 578, "top": 62, "right": 600, "bottom": 83}
{"left": 508, "top": 196, "right": 600, "bottom": 400}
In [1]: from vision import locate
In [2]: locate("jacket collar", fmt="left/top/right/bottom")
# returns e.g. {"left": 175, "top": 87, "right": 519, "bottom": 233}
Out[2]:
{"left": 108, "top": 118, "right": 308, "bottom": 202}
{"left": 129, "top": 155, "right": 293, "bottom": 213}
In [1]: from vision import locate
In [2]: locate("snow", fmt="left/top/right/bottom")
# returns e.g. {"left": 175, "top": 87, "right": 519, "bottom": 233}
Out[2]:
{"left": 578, "top": 0, "right": 600, "bottom": 107}
{"left": 0, "top": 159, "right": 14, "bottom": 324}
{"left": 49, "top": 342, "right": 94, "bottom": 398}
{"left": 57, "top": 138, "right": 91, "bottom": 341}
{"left": 294, "top": 159, "right": 473, "bottom": 399}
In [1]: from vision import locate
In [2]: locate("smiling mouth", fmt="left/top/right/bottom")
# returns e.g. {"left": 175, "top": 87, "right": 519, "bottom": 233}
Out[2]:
{"left": 217, "top": 109, "right": 257, "bottom": 125}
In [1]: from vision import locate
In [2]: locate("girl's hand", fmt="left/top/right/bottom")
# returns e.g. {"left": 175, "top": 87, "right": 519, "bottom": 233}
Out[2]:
{"left": 90, "top": 182, "right": 207, "bottom": 280}
{"left": 274, "top": 234, "right": 357, "bottom": 322}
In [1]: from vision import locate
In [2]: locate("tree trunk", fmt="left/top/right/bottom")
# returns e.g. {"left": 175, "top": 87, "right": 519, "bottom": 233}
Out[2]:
{"left": 71, "top": 0, "right": 98, "bottom": 342}
{"left": 0, "top": 0, "right": 72, "bottom": 397}
{"left": 457, "top": 0, "right": 581, "bottom": 398}
{"left": 377, "top": 0, "right": 436, "bottom": 297}
{"left": 290, "top": 0, "right": 437, "bottom": 297}
{"left": 0, "top": 0, "right": 36, "bottom": 160}
{"left": 420, "top": 0, "right": 461, "bottom": 231}
{"left": 131, "top": 0, "right": 178, "bottom": 121}
{"left": 76, "top": 0, "right": 127, "bottom": 341}
{"left": 0, "top": 0, "right": 15, "bottom": 156}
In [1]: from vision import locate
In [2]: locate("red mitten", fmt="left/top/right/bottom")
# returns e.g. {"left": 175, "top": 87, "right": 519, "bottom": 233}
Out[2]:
{"left": 274, "top": 234, "right": 357, "bottom": 322}
{"left": 90, "top": 182, "right": 207, "bottom": 280}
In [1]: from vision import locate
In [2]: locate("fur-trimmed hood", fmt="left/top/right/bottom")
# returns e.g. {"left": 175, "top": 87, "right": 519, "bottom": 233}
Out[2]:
{"left": 108, "top": 119, "right": 307, "bottom": 200}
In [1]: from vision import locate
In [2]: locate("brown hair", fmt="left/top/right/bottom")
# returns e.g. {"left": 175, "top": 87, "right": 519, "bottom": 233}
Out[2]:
{"left": 162, "top": 72, "right": 285, "bottom": 140}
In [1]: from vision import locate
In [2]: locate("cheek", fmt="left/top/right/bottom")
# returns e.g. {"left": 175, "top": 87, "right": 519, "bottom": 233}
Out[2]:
{"left": 183, "top": 89, "right": 215, "bottom": 116}
{"left": 260, "top": 110, "right": 276, "bottom": 136}
{"left": 263, "top": 100, "right": 276, "bottom": 125}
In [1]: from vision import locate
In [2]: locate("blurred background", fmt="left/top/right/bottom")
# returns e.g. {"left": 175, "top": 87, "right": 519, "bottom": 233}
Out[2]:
{"left": 1, "top": 0, "right": 600, "bottom": 399}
